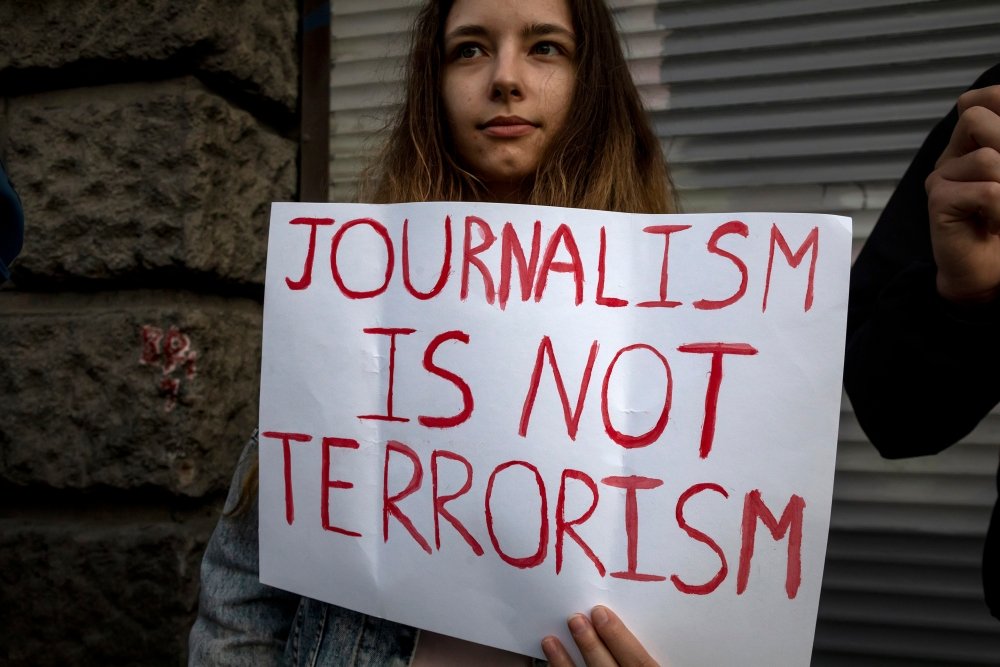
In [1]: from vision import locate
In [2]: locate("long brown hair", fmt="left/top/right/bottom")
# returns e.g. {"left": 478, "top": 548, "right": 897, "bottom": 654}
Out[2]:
{"left": 234, "top": 0, "right": 677, "bottom": 516}
{"left": 359, "top": 0, "right": 677, "bottom": 213}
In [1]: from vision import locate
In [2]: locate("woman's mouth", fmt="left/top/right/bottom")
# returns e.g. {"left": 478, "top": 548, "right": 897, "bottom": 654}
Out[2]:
{"left": 479, "top": 116, "right": 538, "bottom": 138}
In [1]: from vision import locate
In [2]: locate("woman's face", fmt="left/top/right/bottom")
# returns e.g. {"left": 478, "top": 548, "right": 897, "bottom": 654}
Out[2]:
{"left": 441, "top": 0, "right": 577, "bottom": 200}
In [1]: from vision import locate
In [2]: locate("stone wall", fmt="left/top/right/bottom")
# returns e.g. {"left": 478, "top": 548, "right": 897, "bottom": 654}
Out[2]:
{"left": 0, "top": 2, "right": 299, "bottom": 664}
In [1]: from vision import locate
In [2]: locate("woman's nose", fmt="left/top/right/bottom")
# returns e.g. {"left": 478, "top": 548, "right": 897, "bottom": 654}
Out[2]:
{"left": 490, "top": 49, "right": 523, "bottom": 100}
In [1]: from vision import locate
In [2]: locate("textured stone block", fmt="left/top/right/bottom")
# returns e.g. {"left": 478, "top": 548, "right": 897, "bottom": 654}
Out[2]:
{"left": 6, "top": 78, "right": 296, "bottom": 286}
{"left": 0, "top": 513, "right": 215, "bottom": 666}
{"left": 0, "top": 0, "right": 298, "bottom": 113}
{"left": 0, "top": 291, "right": 262, "bottom": 496}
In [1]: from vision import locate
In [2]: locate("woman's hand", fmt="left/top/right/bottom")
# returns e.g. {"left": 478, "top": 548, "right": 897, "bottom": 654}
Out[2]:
{"left": 541, "top": 605, "right": 659, "bottom": 667}
{"left": 926, "top": 85, "right": 1000, "bottom": 302}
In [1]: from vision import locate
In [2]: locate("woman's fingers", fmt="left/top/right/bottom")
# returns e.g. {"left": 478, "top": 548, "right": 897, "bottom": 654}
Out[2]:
{"left": 937, "top": 86, "right": 1000, "bottom": 164}
{"left": 541, "top": 607, "right": 660, "bottom": 667}
{"left": 931, "top": 146, "right": 1000, "bottom": 185}
{"left": 927, "top": 153, "right": 1000, "bottom": 230}
{"left": 566, "top": 611, "right": 619, "bottom": 666}
{"left": 542, "top": 634, "right": 576, "bottom": 667}
{"left": 926, "top": 89, "right": 1000, "bottom": 302}
{"left": 957, "top": 85, "right": 1000, "bottom": 116}
{"left": 587, "top": 606, "right": 658, "bottom": 667}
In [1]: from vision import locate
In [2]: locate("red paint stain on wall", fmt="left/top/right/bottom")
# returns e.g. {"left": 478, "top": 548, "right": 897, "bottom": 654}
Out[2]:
{"left": 139, "top": 325, "right": 198, "bottom": 412}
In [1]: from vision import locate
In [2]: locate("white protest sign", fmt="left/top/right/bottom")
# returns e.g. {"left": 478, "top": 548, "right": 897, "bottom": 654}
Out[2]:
{"left": 259, "top": 201, "right": 851, "bottom": 666}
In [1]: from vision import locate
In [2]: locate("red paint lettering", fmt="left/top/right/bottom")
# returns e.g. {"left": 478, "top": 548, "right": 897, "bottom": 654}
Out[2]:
{"left": 677, "top": 342, "right": 758, "bottom": 459}
{"left": 555, "top": 469, "right": 605, "bottom": 576}
{"left": 261, "top": 430, "right": 313, "bottom": 525}
{"left": 737, "top": 489, "right": 805, "bottom": 599}
{"left": 402, "top": 216, "right": 452, "bottom": 300}
{"left": 321, "top": 437, "right": 362, "bottom": 537}
{"left": 671, "top": 482, "right": 729, "bottom": 595}
{"left": 534, "top": 224, "right": 584, "bottom": 305}
{"left": 285, "top": 217, "right": 334, "bottom": 290}
{"left": 601, "top": 344, "right": 671, "bottom": 448}
{"left": 330, "top": 218, "right": 394, "bottom": 298}
{"left": 499, "top": 221, "right": 542, "bottom": 310}
{"left": 596, "top": 226, "right": 628, "bottom": 307}
{"left": 431, "top": 450, "right": 484, "bottom": 555}
{"left": 382, "top": 440, "right": 432, "bottom": 554}
{"left": 762, "top": 225, "right": 819, "bottom": 312}
{"left": 637, "top": 224, "right": 690, "bottom": 308}
{"left": 419, "top": 330, "right": 474, "bottom": 429}
{"left": 693, "top": 221, "right": 749, "bottom": 310}
{"left": 359, "top": 327, "right": 416, "bottom": 423}
{"left": 602, "top": 476, "right": 665, "bottom": 581}
{"left": 519, "top": 337, "right": 599, "bottom": 440}
{"left": 485, "top": 461, "right": 548, "bottom": 569}
{"left": 461, "top": 215, "right": 497, "bottom": 304}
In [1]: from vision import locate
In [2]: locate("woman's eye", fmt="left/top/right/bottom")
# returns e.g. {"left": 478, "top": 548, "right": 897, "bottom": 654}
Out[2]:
{"left": 458, "top": 44, "right": 483, "bottom": 59}
{"left": 532, "top": 42, "right": 560, "bottom": 56}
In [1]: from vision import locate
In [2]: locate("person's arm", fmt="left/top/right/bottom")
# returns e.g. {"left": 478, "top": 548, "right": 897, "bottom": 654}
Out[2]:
{"left": 845, "top": 68, "right": 1000, "bottom": 457}
{"left": 188, "top": 432, "right": 300, "bottom": 665}
{"left": 0, "top": 158, "right": 24, "bottom": 281}
{"left": 928, "top": 85, "right": 1000, "bottom": 303}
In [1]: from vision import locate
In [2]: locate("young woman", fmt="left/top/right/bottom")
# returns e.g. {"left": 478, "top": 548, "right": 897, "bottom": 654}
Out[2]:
{"left": 360, "top": 0, "right": 675, "bottom": 212}
{"left": 190, "top": 0, "right": 674, "bottom": 664}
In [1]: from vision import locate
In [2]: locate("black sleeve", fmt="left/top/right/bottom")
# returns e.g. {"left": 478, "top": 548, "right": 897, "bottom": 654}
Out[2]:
{"left": 844, "top": 63, "right": 1000, "bottom": 458}
{"left": 0, "top": 157, "right": 24, "bottom": 280}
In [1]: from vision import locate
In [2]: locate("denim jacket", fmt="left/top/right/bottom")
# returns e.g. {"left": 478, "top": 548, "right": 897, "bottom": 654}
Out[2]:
{"left": 188, "top": 432, "right": 547, "bottom": 666}
{"left": 189, "top": 432, "right": 419, "bottom": 666}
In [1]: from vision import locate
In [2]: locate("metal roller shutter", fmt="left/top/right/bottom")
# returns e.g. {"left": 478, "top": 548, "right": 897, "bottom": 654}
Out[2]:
{"left": 329, "top": 1, "right": 1000, "bottom": 662}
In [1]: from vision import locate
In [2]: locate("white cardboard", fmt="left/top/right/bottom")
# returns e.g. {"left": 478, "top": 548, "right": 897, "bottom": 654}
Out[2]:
{"left": 258, "top": 201, "right": 852, "bottom": 666}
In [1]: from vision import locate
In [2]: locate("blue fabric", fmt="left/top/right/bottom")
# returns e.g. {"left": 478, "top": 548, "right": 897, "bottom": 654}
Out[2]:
{"left": 189, "top": 432, "right": 419, "bottom": 666}
{"left": 0, "top": 158, "right": 24, "bottom": 281}
{"left": 190, "top": 432, "right": 550, "bottom": 665}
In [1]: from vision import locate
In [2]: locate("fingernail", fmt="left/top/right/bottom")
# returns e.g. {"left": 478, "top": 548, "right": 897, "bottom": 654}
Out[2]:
{"left": 568, "top": 613, "right": 589, "bottom": 636}
{"left": 591, "top": 605, "right": 609, "bottom": 627}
